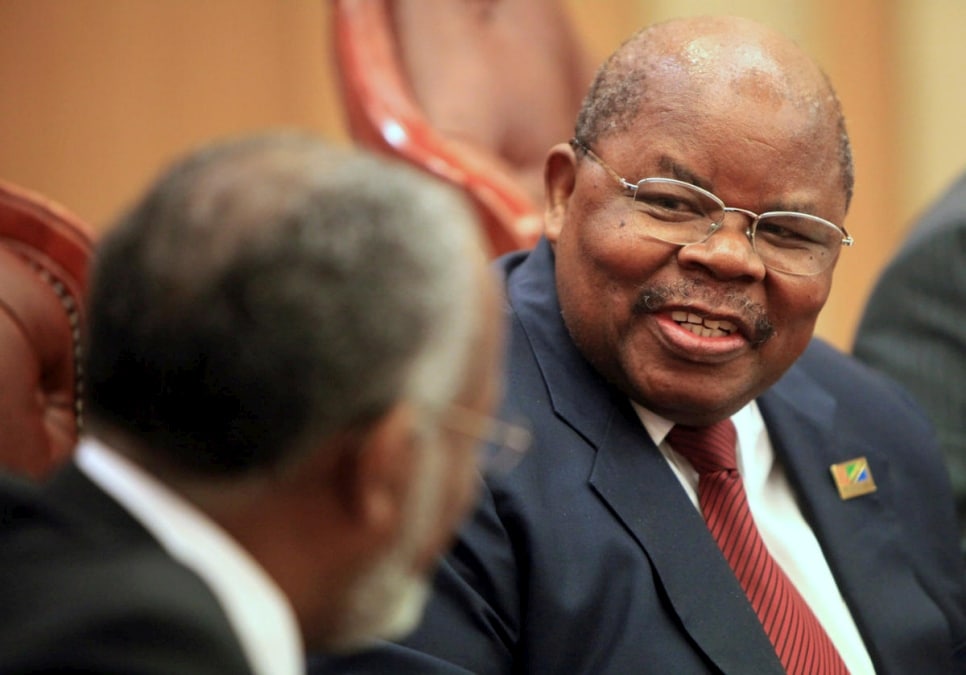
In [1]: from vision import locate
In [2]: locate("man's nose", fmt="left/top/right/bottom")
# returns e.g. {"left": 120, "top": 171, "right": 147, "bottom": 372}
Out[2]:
{"left": 676, "top": 211, "right": 767, "bottom": 281}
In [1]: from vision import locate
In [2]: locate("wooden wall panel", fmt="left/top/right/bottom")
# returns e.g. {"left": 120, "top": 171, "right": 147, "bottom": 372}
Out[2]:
{"left": 1, "top": 1, "right": 963, "bottom": 349}
{"left": 0, "top": 1, "right": 345, "bottom": 231}
{"left": 894, "top": 0, "right": 966, "bottom": 226}
{"left": 809, "top": 0, "right": 899, "bottom": 350}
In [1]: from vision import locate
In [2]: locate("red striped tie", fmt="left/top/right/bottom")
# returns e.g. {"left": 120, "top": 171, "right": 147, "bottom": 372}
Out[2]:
{"left": 667, "top": 420, "right": 849, "bottom": 674}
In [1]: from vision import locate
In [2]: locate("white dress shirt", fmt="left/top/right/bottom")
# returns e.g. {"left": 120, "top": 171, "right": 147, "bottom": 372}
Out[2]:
{"left": 76, "top": 437, "right": 303, "bottom": 675}
{"left": 632, "top": 401, "right": 875, "bottom": 675}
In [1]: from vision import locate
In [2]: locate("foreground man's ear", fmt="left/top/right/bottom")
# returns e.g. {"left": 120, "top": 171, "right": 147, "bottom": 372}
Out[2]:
{"left": 336, "top": 402, "right": 420, "bottom": 536}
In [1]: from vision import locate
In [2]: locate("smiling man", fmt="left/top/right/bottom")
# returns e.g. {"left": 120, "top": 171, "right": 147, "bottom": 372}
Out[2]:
{"left": 312, "top": 15, "right": 966, "bottom": 675}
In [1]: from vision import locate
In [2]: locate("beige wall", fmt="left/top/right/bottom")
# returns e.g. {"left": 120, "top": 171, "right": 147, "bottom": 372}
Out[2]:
{"left": 894, "top": 0, "right": 966, "bottom": 221}
{"left": 0, "top": 1, "right": 345, "bottom": 227}
{"left": 1, "top": 1, "right": 964, "bottom": 350}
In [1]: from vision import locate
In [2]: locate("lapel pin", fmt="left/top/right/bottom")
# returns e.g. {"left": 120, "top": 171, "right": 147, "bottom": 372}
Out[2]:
{"left": 830, "top": 457, "right": 877, "bottom": 500}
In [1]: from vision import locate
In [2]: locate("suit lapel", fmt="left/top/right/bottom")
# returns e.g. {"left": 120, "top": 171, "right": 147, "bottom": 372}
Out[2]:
{"left": 760, "top": 364, "right": 911, "bottom": 671}
{"left": 44, "top": 462, "right": 159, "bottom": 548}
{"left": 506, "top": 242, "right": 953, "bottom": 672}
{"left": 505, "top": 240, "right": 784, "bottom": 673}
{"left": 588, "top": 406, "right": 786, "bottom": 674}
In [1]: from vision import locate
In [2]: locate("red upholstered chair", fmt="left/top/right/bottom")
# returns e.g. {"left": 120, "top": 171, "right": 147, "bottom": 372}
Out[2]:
{"left": 331, "top": 0, "right": 594, "bottom": 256}
{"left": 0, "top": 180, "right": 94, "bottom": 478}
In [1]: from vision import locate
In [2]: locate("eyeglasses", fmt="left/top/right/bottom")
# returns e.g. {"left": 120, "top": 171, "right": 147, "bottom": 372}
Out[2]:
{"left": 441, "top": 405, "right": 532, "bottom": 476}
{"left": 571, "top": 138, "right": 854, "bottom": 276}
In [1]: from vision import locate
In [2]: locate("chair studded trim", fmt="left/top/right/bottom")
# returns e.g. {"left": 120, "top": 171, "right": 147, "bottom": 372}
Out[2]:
{"left": 0, "top": 178, "right": 93, "bottom": 476}
{"left": 31, "top": 261, "right": 84, "bottom": 430}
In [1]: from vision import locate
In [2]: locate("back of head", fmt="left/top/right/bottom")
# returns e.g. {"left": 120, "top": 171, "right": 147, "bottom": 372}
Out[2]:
{"left": 574, "top": 15, "right": 854, "bottom": 208}
{"left": 84, "top": 131, "right": 484, "bottom": 476}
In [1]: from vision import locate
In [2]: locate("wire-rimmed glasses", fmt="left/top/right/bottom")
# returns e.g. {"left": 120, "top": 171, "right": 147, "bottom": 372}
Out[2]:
{"left": 441, "top": 405, "right": 532, "bottom": 476}
{"left": 571, "top": 138, "right": 854, "bottom": 276}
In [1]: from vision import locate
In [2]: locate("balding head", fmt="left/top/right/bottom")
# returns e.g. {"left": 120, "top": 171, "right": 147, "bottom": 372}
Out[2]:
{"left": 83, "top": 132, "right": 508, "bottom": 651}
{"left": 85, "top": 132, "right": 490, "bottom": 476}
{"left": 575, "top": 15, "right": 853, "bottom": 207}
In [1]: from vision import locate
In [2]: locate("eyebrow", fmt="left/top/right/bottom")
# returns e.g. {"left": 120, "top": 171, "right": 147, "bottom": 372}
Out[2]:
{"left": 656, "top": 155, "right": 823, "bottom": 215}
{"left": 657, "top": 156, "right": 712, "bottom": 192}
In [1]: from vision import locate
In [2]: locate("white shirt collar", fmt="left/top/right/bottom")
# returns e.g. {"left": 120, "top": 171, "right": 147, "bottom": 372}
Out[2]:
{"left": 628, "top": 400, "right": 874, "bottom": 674}
{"left": 76, "top": 437, "right": 304, "bottom": 675}
{"left": 630, "top": 400, "right": 772, "bottom": 491}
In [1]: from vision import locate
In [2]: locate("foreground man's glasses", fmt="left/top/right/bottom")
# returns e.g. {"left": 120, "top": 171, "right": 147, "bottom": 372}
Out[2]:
{"left": 571, "top": 138, "right": 854, "bottom": 276}
{"left": 442, "top": 405, "right": 532, "bottom": 476}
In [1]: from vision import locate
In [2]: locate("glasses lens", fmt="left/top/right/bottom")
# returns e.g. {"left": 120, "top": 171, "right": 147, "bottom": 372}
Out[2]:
{"left": 753, "top": 214, "right": 843, "bottom": 275}
{"left": 632, "top": 179, "right": 724, "bottom": 245}
{"left": 476, "top": 417, "right": 532, "bottom": 476}
{"left": 442, "top": 406, "right": 532, "bottom": 476}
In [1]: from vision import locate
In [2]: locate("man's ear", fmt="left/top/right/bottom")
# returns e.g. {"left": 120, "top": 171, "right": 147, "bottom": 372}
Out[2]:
{"left": 543, "top": 142, "right": 578, "bottom": 245}
{"left": 335, "top": 402, "right": 419, "bottom": 536}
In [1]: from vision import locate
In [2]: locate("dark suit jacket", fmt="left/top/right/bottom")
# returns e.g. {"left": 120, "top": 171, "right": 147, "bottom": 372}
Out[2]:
{"left": 0, "top": 464, "right": 254, "bottom": 674}
{"left": 854, "top": 170, "right": 966, "bottom": 550}
{"left": 312, "top": 238, "right": 966, "bottom": 674}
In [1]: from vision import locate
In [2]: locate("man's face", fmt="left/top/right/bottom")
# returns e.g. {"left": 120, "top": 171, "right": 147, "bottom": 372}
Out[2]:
{"left": 546, "top": 88, "right": 848, "bottom": 426}
{"left": 328, "top": 252, "right": 506, "bottom": 650}
{"left": 323, "top": 431, "right": 443, "bottom": 652}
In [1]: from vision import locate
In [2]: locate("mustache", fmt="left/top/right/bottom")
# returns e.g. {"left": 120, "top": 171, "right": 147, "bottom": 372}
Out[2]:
{"left": 633, "top": 279, "right": 776, "bottom": 347}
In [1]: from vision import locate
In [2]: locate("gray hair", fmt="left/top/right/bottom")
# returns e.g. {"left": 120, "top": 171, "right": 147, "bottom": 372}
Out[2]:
{"left": 84, "top": 131, "right": 482, "bottom": 475}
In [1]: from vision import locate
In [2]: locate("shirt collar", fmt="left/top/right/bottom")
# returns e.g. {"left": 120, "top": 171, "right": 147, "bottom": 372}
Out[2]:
{"left": 76, "top": 437, "right": 304, "bottom": 675}
{"left": 629, "top": 400, "right": 773, "bottom": 485}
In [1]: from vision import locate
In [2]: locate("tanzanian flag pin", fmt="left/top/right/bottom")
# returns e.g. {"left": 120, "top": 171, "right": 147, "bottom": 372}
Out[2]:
{"left": 830, "top": 457, "right": 877, "bottom": 500}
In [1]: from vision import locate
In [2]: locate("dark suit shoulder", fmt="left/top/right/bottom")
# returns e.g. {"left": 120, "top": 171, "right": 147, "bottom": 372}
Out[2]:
{"left": 797, "top": 337, "right": 933, "bottom": 425}
{"left": 787, "top": 340, "right": 966, "bottom": 672}
{"left": 0, "top": 474, "right": 253, "bottom": 674}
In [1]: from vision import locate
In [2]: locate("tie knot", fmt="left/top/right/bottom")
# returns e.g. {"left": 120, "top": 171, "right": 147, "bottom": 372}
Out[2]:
{"left": 667, "top": 419, "right": 738, "bottom": 474}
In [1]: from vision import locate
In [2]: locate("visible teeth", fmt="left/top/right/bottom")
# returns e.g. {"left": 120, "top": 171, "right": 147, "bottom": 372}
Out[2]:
{"left": 681, "top": 323, "right": 729, "bottom": 338}
{"left": 671, "top": 311, "right": 738, "bottom": 337}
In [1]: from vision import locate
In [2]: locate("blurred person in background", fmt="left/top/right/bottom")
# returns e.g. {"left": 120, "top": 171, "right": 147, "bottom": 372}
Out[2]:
{"left": 855, "top": 168, "right": 966, "bottom": 554}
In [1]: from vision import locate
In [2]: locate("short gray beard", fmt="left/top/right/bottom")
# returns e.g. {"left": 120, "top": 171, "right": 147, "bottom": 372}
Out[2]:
{"left": 324, "top": 427, "right": 445, "bottom": 653}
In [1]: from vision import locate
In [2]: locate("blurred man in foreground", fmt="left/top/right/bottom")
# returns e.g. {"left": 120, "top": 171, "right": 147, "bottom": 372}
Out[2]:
{"left": 0, "top": 132, "right": 508, "bottom": 673}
